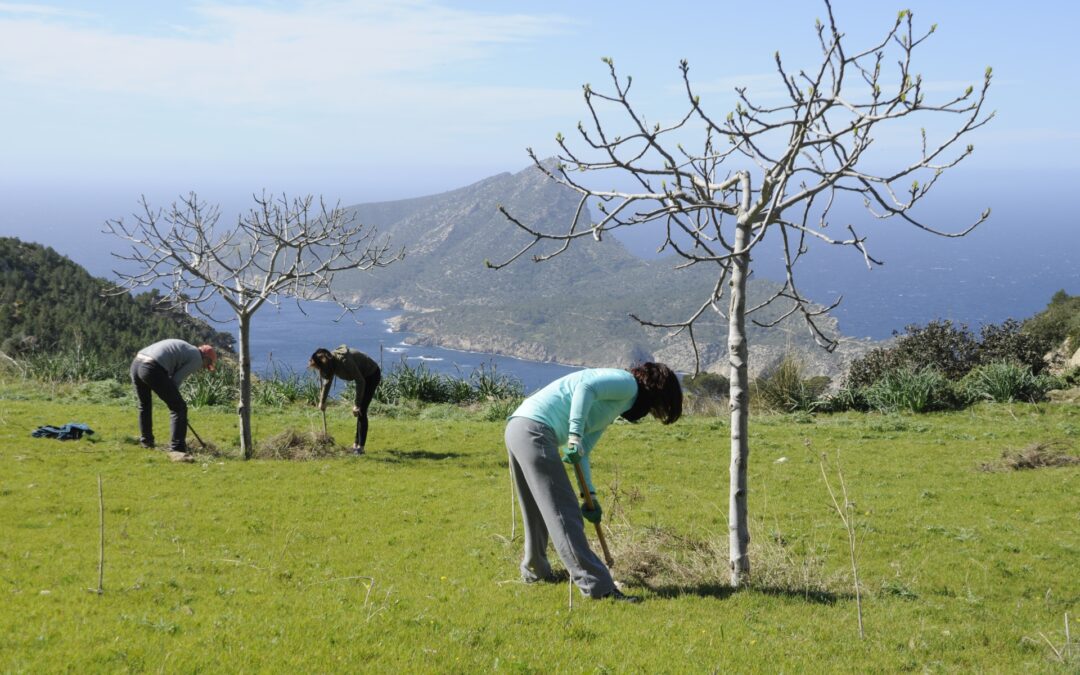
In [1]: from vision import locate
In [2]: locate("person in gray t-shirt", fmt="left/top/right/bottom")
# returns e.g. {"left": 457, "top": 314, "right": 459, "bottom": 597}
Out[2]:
{"left": 130, "top": 339, "right": 218, "bottom": 452}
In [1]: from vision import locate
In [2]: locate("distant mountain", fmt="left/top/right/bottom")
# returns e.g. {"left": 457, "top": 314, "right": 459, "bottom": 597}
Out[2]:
{"left": 336, "top": 164, "right": 870, "bottom": 377}
{"left": 0, "top": 237, "right": 234, "bottom": 364}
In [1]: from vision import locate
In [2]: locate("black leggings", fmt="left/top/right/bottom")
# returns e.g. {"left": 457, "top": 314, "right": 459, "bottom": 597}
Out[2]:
{"left": 355, "top": 370, "right": 381, "bottom": 448}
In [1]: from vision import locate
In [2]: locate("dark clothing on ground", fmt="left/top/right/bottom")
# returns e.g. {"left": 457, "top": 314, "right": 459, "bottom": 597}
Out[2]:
{"left": 319, "top": 345, "right": 381, "bottom": 449}
{"left": 31, "top": 423, "right": 94, "bottom": 440}
{"left": 131, "top": 339, "right": 204, "bottom": 452}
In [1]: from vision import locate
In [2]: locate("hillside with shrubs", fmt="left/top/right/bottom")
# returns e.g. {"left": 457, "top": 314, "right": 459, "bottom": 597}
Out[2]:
{"left": 684, "top": 291, "right": 1080, "bottom": 415}
{"left": 0, "top": 237, "right": 233, "bottom": 378}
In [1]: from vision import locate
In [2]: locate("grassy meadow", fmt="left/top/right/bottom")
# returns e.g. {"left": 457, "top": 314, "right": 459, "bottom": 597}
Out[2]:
{"left": 1, "top": 377, "right": 1077, "bottom": 672}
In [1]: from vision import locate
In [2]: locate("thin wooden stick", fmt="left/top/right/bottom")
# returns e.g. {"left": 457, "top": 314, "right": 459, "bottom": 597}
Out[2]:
{"left": 89, "top": 475, "right": 104, "bottom": 595}
{"left": 818, "top": 449, "right": 863, "bottom": 639}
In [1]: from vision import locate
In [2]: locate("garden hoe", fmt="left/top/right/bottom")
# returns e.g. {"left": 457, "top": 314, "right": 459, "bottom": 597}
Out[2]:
{"left": 565, "top": 446, "right": 614, "bottom": 567}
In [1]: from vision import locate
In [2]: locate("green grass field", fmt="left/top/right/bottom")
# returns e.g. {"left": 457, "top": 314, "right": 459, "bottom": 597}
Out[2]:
{"left": 1, "top": 379, "right": 1077, "bottom": 672}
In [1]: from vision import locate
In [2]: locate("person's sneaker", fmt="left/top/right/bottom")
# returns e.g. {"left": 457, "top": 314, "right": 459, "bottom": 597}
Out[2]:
{"left": 352, "top": 445, "right": 365, "bottom": 455}
{"left": 139, "top": 440, "right": 155, "bottom": 449}
{"left": 523, "top": 570, "right": 568, "bottom": 584}
{"left": 601, "top": 589, "right": 642, "bottom": 603}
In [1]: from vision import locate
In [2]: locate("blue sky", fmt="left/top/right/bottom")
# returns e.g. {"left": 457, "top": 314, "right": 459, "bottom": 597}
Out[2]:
{"left": 1, "top": 1, "right": 1077, "bottom": 285}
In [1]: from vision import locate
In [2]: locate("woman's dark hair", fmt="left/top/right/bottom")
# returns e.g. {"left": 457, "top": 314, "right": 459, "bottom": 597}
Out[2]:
{"left": 625, "top": 362, "right": 682, "bottom": 424}
{"left": 308, "top": 348, "right": 334, "bottom": 378}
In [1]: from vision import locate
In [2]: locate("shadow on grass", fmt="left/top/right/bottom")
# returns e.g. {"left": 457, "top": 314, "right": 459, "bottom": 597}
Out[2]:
{"left": 373, "top": 448, "right": 466, "bottom": 463}
{"left": 647, "top": 583, "right": 843, "bottom": 605}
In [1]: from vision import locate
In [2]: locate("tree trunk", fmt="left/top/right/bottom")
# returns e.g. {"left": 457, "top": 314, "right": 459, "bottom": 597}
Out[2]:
{"left": 237, "top": 312, "right": 254, "bottom": 458}
{"left": 728, "top": 178, "right": 752, "bottom": 587}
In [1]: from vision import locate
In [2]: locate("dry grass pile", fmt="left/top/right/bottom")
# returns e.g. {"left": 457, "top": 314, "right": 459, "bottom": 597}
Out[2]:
{"left": 608, "top": 524, "right": 841, "bottom": 596}
{"left": 187, "top": 435, "right": 227, "bottom": 458}
{"left": 980, "top": 441, "right": 1080, "bottom": 472}
{"left": 252, "top": 429, "right": 346, "bottom": 461}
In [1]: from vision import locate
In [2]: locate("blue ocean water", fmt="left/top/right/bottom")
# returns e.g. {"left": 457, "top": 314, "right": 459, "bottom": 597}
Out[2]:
{"left": 246, "top": 301, "right": 579, "bottom": 394}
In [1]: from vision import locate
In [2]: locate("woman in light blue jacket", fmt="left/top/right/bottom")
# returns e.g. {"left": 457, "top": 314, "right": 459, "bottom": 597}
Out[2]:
{"left": 505, "top": 362, "right": 682, "bottom": 603}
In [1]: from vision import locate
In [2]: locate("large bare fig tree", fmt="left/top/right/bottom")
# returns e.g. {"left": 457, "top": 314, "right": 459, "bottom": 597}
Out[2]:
{"left": 493, "top": 3, "right": 991, "bottom": 586}
{"left": 106, "top": 193, "right": 401, "bottom": 458}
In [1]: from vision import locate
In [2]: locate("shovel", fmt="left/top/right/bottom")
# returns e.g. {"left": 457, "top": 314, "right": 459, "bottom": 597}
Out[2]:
{"left": 565, "top": 447, "right": 614, "bottom": 567}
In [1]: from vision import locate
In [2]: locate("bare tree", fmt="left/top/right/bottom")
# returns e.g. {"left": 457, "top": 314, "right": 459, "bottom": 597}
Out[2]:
{"left": 492, "top": 3, "right": 992, "bottom": 586}
{"left": 106, "top": 192, "right": 402, "bottom": 458}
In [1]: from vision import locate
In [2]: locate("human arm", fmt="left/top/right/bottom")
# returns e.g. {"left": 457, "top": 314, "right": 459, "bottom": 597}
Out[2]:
{"left": 319, "top": 373, "right": 334, "bottom": 410}
{"left": 171, "top": 349, "right": 204, "bottom": 387}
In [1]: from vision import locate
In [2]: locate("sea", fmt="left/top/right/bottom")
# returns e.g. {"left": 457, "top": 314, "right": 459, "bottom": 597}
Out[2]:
{"left": 246, "top": 301, "right": 579, "bottom": 394}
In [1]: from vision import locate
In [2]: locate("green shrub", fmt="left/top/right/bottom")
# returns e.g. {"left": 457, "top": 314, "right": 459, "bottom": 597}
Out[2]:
{"left": 372, "top": 360, "right": 524, "bottom": 406}
{"left": 683, "top": 372, "right": 730, "bottom": 399}
{"left": 23, "top": 346, "right": 122, "bottom": 383}
{"left": 182, "top": 368, "right": 236, "bottom": 408}
{"left": 469, "top": 362, "right": 524, "bottom": 401}
{"left": 962, "top": 361, "right": 1054, "bottom": 403}
{"left": 864, "top": 368, "right": 957, "bottom": 413}
{"left": 255, "top": 365, "right": 321, "bottom": 407}
{"left": 753, "top": 356, "right": 830, "bottom": 413}
{"left": 977, "top": 319, "right": 1051, "bottom": 374}
{"left": 1023, "top": 289, "right": 1080, "bottom": 351}
{"left": 819, "top": 386, "right": 869, "bottom": 413}
{"left": 847, "top": 320, "right": 978, "bottom": 388}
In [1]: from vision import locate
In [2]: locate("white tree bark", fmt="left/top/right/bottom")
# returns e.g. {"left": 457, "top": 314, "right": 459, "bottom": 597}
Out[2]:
{"left": 105, "top": 193, "right": 402, "bottom": 458}
{"left": 728, "top": 177, "right": 753, "bottom": 585}
{"left": 493, "top": 1, "right": 991, "bottom": 588}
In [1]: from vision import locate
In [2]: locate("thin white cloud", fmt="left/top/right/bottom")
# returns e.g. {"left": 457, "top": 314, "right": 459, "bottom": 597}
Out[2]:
{"left": 0, "top": 2, "right": 93, "bottom": 18}
{"left": 0, "top": 1, "right": 572, "bottom": 108}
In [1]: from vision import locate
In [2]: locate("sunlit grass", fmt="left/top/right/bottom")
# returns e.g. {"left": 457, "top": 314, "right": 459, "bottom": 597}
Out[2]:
{"left": 1, "top": 377, "right": 1077, "bottom": 671}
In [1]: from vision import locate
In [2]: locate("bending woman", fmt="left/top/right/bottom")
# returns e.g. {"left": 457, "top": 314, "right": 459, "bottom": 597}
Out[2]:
{"left": 310, "top": 345, "right": 382, "bottom": 454}
{"left": 504, "top": 362, "right": 682, "bottom": 603}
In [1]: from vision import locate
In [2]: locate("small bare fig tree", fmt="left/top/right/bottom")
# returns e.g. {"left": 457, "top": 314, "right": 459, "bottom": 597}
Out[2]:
{"left": 492, "top": 2, "right": 991, "bottom": 586}
{"left": 106, "top": 192, "right": 401, "bottom": 458}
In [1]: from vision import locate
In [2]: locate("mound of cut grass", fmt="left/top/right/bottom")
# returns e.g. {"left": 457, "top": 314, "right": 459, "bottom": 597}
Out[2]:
{"left": 979, "top": 440, "right": 1080, "bottom": 472}
{"left": 252, "top": 428, "right": 346, "bottom": 460}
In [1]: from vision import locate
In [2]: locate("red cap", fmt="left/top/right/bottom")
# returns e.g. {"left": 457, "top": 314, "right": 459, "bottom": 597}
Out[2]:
{"left": 198, "top": 345, "right": 218, "bottom": 371}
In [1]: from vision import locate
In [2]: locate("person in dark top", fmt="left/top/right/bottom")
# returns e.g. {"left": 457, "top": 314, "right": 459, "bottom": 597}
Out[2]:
{"left": 310, "top": 345, "right": 382, "bottom": 454}
{"left": 131, "top": 339, "right": 217, "bottom": 453}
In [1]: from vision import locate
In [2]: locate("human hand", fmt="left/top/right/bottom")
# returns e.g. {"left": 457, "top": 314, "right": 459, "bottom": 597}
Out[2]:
{"left": 352, "top": 405, "right": 361, "bottom": 417}
{"left": 561, "top": 434, "right": 582, "bottom": 464}
{"left": 581, "top": 500, "right": 602, "bottom": 524}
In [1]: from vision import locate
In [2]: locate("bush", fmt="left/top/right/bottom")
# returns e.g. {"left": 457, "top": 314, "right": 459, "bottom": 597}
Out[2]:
{"left": 976, "top": 319, "right": 1051, "bottom": 374}
{"left": 23, "top": 345, "right": 122, "bottom": 383}
{"left": 1023, "top": 290, "right": 1080, "bottom": 351}
{"left": 846, "top": 320, "right": 978, "bottom": 388}
{"left": 863, "top": 368, "right": 958, "bottom": 413}
{"left": 182, "top": 368, "right": 236, "bottom": 408}
{"left": 962, "top": 361, "right": 1054, "bottom": 403}
{"left": 819, "top": 386, "right": 869, "bottom": 413}
{"left": 469, "top": 362, "right": 525, "bottom": 401}
{"left": 753, "top": 356, "right": 830, "bottom": 413}
{"left": 683, "top": 372, "right": 730, "bottom": 399}
{"left": 372, "top": 360, "right": 524, "bottom": 406}
{"left": 254, "top": 365, "right": 321, "bottom": 407}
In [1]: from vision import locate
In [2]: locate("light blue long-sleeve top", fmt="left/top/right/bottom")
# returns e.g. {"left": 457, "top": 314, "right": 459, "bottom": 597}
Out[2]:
{"left": 511, "top": 368, "right": 638, "bottom": 494}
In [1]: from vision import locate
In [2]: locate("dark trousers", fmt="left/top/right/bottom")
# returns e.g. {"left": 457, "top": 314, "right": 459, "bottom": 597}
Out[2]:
{"left": 355, "top": 370, "right": 381, "bottom": 448}
{"left": 130, "top": 359, "right": 187, "bottom": 451}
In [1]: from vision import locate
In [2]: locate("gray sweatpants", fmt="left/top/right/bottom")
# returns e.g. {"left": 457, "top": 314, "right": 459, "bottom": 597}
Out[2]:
{"left": 504, "top": 416, "right": 614, "bottom": 598}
